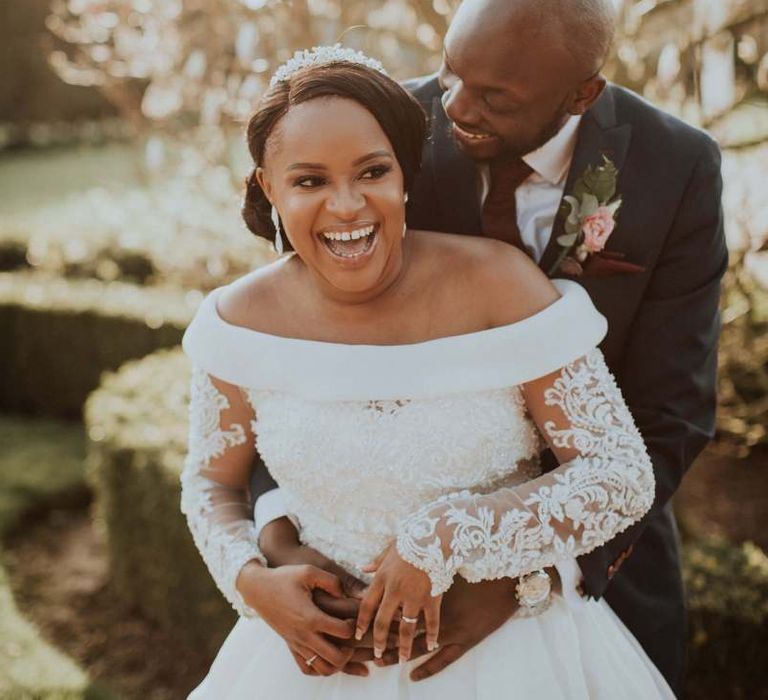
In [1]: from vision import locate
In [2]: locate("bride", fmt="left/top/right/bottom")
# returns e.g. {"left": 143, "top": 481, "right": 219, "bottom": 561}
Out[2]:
{"left": 180, "top": 47, "right": 674, "bottom": 698}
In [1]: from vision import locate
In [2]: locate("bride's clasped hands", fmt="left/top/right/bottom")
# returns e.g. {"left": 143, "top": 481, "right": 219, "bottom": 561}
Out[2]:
{"left": 356, "top": 541, "right": 442, "bottom": 664}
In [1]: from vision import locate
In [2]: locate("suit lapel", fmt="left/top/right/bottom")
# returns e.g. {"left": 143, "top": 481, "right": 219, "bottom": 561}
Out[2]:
{"left": 539, "top": 86, "right": 633, "bottom": 275}
{"left": 428, "top": 97, "right": 483, "bottom": 235}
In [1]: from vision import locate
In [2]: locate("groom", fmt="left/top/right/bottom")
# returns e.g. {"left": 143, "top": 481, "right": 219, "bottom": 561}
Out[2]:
{"left": 251, "top": 0, "right": 727, "bottom": 693}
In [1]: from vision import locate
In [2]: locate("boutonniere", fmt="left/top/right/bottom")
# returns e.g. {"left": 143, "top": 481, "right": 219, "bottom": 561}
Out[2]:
{"left": 548, "top": 156, "right": 634, "bottom": 277}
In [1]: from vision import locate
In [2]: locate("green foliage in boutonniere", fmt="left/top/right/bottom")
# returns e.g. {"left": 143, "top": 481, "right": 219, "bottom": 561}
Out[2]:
{"left": 548, "top": 156, "right": 623, "bottom": 277}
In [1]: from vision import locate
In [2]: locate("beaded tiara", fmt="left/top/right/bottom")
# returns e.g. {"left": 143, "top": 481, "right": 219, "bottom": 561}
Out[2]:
{"left": 269, "top": 44, "right": 388, "bottom": 87}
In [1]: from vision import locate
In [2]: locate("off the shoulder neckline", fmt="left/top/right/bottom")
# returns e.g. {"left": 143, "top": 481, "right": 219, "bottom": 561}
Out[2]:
{"left": 206, "top": 278, "right": 582, "bottom": 351}
{"left": 182, "top": 278, "right": 607, "bottom": 399}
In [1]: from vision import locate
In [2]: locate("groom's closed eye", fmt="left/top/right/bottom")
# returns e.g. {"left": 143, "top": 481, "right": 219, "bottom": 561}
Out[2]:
{"left": 482, "top": 91, "right": 522, "bottom": 116}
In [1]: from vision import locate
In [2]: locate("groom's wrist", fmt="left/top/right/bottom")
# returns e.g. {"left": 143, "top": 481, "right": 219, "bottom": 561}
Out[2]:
{"left": 259, "top": 516, "right": 303, "bottom": 566}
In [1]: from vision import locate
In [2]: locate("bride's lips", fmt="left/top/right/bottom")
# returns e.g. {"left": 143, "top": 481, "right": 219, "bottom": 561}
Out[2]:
{"left": 317, "top": 222, "right": 380, "bottom": 266}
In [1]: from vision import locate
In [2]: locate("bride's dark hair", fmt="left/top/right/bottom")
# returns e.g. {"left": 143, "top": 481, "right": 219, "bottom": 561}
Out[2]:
{"left": 243, "top": 62, "right": 428, "bottom": 252}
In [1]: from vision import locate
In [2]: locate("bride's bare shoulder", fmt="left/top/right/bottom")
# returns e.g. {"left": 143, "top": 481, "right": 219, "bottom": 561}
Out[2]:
{"left": 216, "top": 257, "right": 292, "bottom": 331}
{"left": 412, "top": 230, "right": 560, "bottom": 327}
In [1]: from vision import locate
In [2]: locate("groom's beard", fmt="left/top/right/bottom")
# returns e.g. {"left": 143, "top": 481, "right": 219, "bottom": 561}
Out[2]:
{"left": 504, "top": 106, "right": 571, "bottom": 161}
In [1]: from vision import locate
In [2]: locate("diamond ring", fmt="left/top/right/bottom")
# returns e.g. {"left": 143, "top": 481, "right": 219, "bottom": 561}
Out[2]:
{"left": 401, "top": 615, "right": 418, "bottom": 624}
{"left": 305, "top": 654, "right": 318, "bottom": 666}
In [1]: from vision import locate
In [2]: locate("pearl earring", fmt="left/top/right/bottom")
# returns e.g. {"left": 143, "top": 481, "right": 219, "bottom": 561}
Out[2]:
{"left": 271, "top": 206, "right": 284, "bottom": 255}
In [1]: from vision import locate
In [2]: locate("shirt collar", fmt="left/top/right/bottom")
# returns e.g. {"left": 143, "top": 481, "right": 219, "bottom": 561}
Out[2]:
{"left": 522, "top": 114, "right": 582, "bottom": 186}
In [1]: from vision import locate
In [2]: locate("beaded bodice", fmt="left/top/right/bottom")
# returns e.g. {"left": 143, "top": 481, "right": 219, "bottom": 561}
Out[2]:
{"left": 248, "top": 387, "right": 542, "bottom": 578}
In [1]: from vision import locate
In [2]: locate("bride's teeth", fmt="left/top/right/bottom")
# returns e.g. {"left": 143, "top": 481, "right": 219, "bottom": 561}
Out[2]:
{"left": 320, "top": 224, "right": 377, "bottom": 259}
{"left": 322, "top": 225, "right": 374, "bottom": 241}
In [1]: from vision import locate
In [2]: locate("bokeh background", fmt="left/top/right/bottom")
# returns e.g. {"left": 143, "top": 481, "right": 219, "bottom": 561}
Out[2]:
{"left": 0, "top": 0, "right": 766, "bottom": 698}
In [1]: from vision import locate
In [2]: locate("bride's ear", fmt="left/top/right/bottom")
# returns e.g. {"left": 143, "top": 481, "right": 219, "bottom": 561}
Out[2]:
{"left": 255, "top": 166, "right": 273, "bottom": 204}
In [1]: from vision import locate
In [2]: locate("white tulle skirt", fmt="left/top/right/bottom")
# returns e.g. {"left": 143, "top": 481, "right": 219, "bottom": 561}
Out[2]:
{"left": 188, "top": 596, "right": 674, "bottom": 699}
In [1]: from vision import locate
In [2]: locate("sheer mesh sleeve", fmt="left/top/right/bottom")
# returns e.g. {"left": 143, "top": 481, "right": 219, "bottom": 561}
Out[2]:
{"left": 396, "top": 349, "right": 655, "bottom": 596}
{"left": 180, "top": 367, "right": 266, "bottom": 617}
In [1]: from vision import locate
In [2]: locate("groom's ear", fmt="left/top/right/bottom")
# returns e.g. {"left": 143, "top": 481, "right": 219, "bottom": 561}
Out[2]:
{"left": 568, "top": 75, "right": 607, "bottom": 116}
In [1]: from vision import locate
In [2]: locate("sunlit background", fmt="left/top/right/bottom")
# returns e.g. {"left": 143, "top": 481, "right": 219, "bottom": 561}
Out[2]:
{"left": 0, "top": 1, "right": 766, "bottom": 698}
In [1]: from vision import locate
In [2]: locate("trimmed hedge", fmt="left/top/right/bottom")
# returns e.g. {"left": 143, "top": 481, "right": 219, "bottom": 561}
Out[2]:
{"left": 0, "top": 416, "right": 112, "bottom": 699}
{"left": 86, "top": 348, "right": 768, "bottom": 691}
{"left": 0, "top": 271, "right": 196, "bottom": 418}
{"left": 85, "top": 349, "right": 235, "bottom": 655}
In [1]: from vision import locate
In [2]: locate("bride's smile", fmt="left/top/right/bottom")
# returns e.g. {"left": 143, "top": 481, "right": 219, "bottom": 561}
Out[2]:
{"left": 317, "top": 221, "right": 379, "bottom": 263}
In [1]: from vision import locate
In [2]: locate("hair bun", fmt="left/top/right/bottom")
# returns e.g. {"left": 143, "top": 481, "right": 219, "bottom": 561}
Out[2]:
{"left": 242, "top": 169, "right": 278, "bottom": 245}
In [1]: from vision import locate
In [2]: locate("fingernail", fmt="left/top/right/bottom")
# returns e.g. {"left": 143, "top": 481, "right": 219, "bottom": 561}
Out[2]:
{"left": 399, "top": 654, "right": 408, "bottom": 664}
{"left": 427, "top": 640, "right": 438, "bottom": 651}
{"left": 374, "top": 647, "right": 383, "bottom": 659}
{"left": 355, "top": 629, "right": 363, "bottom": 641}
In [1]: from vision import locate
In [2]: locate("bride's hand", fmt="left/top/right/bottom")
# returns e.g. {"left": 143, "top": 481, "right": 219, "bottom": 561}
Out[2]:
{"left": 236, "top": 561, "right": 356, "bottom": 675}
{"left": 355, "top": 543, "right": 441, "bottom": 663}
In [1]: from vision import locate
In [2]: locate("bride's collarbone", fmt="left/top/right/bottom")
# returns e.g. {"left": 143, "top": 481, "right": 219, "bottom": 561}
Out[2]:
{"left": 218, "top": 246, "right": 493, "bottom": 344}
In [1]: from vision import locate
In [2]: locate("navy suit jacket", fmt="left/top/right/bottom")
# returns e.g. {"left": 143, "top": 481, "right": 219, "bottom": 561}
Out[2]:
{"left": 251, "top": 75, "right": 727, "bottom": 693}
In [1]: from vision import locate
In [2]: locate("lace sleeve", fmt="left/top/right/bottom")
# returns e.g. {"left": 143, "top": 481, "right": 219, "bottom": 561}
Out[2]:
{"left": 180, "top": 367, "right": 266, "bottom": 617}
{"left": 396, "top": 349, "right": 655, "bottom": 596}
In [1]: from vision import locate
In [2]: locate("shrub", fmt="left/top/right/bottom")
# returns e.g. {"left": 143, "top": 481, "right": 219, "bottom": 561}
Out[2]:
{"left": 0, "top": 272, "right": 195, "bottom": 418}
{"left": 84, "top": 349, "right": 235, "bottom": 654}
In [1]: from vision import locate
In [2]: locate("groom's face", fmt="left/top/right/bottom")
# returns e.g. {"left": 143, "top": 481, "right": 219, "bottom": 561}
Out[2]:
{"left": 439, "top": 5, "right": 588, "bottom": 161}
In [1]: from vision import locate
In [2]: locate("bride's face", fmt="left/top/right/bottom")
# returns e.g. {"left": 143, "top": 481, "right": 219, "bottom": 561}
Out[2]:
{"left": 257, "top": 97, "right": 407, "bottom": 298}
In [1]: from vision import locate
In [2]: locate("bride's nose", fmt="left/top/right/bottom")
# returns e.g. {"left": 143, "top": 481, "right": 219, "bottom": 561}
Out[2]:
{"left": 326, "top": 183, "right": 365, "bottom": 218}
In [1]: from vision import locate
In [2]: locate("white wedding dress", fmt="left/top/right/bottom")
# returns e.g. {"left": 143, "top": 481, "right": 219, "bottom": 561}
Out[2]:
{"left": 180, "top": 278, "right": 674, "bottom": 699}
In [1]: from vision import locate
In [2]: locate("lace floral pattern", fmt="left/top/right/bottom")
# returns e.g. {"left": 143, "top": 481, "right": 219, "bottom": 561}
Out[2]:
{"left": 180, "top": 368, "right": 266, "bottom": 617}
{"left": 396, "top": 350, "right": 655, "bottom": 596}
{"left": 248, "top": 386, "right": 541, "bottom": 579}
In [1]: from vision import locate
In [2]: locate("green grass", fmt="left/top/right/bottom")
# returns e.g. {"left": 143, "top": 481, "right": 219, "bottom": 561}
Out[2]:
{"left": 0, "top": 416, "right": 113, "bottom": 699}
{"left": 0, "top": 417, "right": 88, "bottom": 537}
{"left": 0, "top": 143, "right": 139, "bottom": 220}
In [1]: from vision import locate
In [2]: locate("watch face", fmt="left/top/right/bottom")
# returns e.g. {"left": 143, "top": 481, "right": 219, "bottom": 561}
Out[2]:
{"left": 520, "top": 571, "right": 551, "bottom": 606}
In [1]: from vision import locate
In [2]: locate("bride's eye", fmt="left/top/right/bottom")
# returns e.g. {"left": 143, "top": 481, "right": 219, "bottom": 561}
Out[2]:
{"left": 360, "top": 164, "right": 392, "bottom": 180}
{"left": 293, "top": 175, "right": 326, "bottom": 188}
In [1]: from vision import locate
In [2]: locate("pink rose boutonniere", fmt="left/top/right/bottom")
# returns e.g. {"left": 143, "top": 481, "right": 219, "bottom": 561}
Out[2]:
{"left": 549, "top": 156, "right": 644, "bottom": 278}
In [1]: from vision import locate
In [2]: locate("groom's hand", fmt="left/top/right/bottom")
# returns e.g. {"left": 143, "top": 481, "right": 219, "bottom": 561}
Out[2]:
{"left": 259, "top": 517, "right": 377, "bottom": 675}
{"left": 377, "top": 576, "right": 520, "bottom": 681}
{"left": 260, "top": 517, "right": 367, "bottom": 604}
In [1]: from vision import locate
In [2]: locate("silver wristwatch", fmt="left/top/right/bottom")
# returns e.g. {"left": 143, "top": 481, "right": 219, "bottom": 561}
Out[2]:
{"left": 514, "top": 569, "right": 552, "bottom": 618}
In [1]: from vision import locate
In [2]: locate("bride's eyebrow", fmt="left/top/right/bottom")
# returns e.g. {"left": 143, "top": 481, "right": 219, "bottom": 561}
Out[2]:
{"left": 286, "top": 161, "right": 326, "bottom": 171}
{"left": 286, "top": 150, "right": 392, "bottom": 171}
{"left": 352, "top": 150, "right": 393, "bottom": 166}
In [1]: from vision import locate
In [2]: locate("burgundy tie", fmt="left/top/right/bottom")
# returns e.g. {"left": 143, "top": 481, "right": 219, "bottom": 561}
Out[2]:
{"left": 481, "top": 156, "right": 533, "bottom": 253}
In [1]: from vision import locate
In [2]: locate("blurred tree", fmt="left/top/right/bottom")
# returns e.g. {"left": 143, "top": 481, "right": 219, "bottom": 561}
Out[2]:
{"left": 45, "top": 0, "right": 458, "bottom": 175}
{"left": 608, "top": 0, "right": 768, "bottom": 453}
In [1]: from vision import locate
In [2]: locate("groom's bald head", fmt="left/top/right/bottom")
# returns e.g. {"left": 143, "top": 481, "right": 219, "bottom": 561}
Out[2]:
{"left": 440, "top": 0, "right": 617, "bottom": 160}
{"left": 464, "top": 0, "right": 617, "bottom": 76}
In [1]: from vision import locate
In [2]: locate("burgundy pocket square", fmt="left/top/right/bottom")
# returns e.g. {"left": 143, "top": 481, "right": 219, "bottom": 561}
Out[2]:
{"left": 581, "top": 251, "right": 647, "bottom": 278}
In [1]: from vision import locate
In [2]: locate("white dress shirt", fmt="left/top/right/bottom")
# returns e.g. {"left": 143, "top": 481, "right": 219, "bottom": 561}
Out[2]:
{"left": 478, "top": 114, "right": 582, "bottom": 263}
{"left": 254, "top": 114, "right": 586, "bottom": 608}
